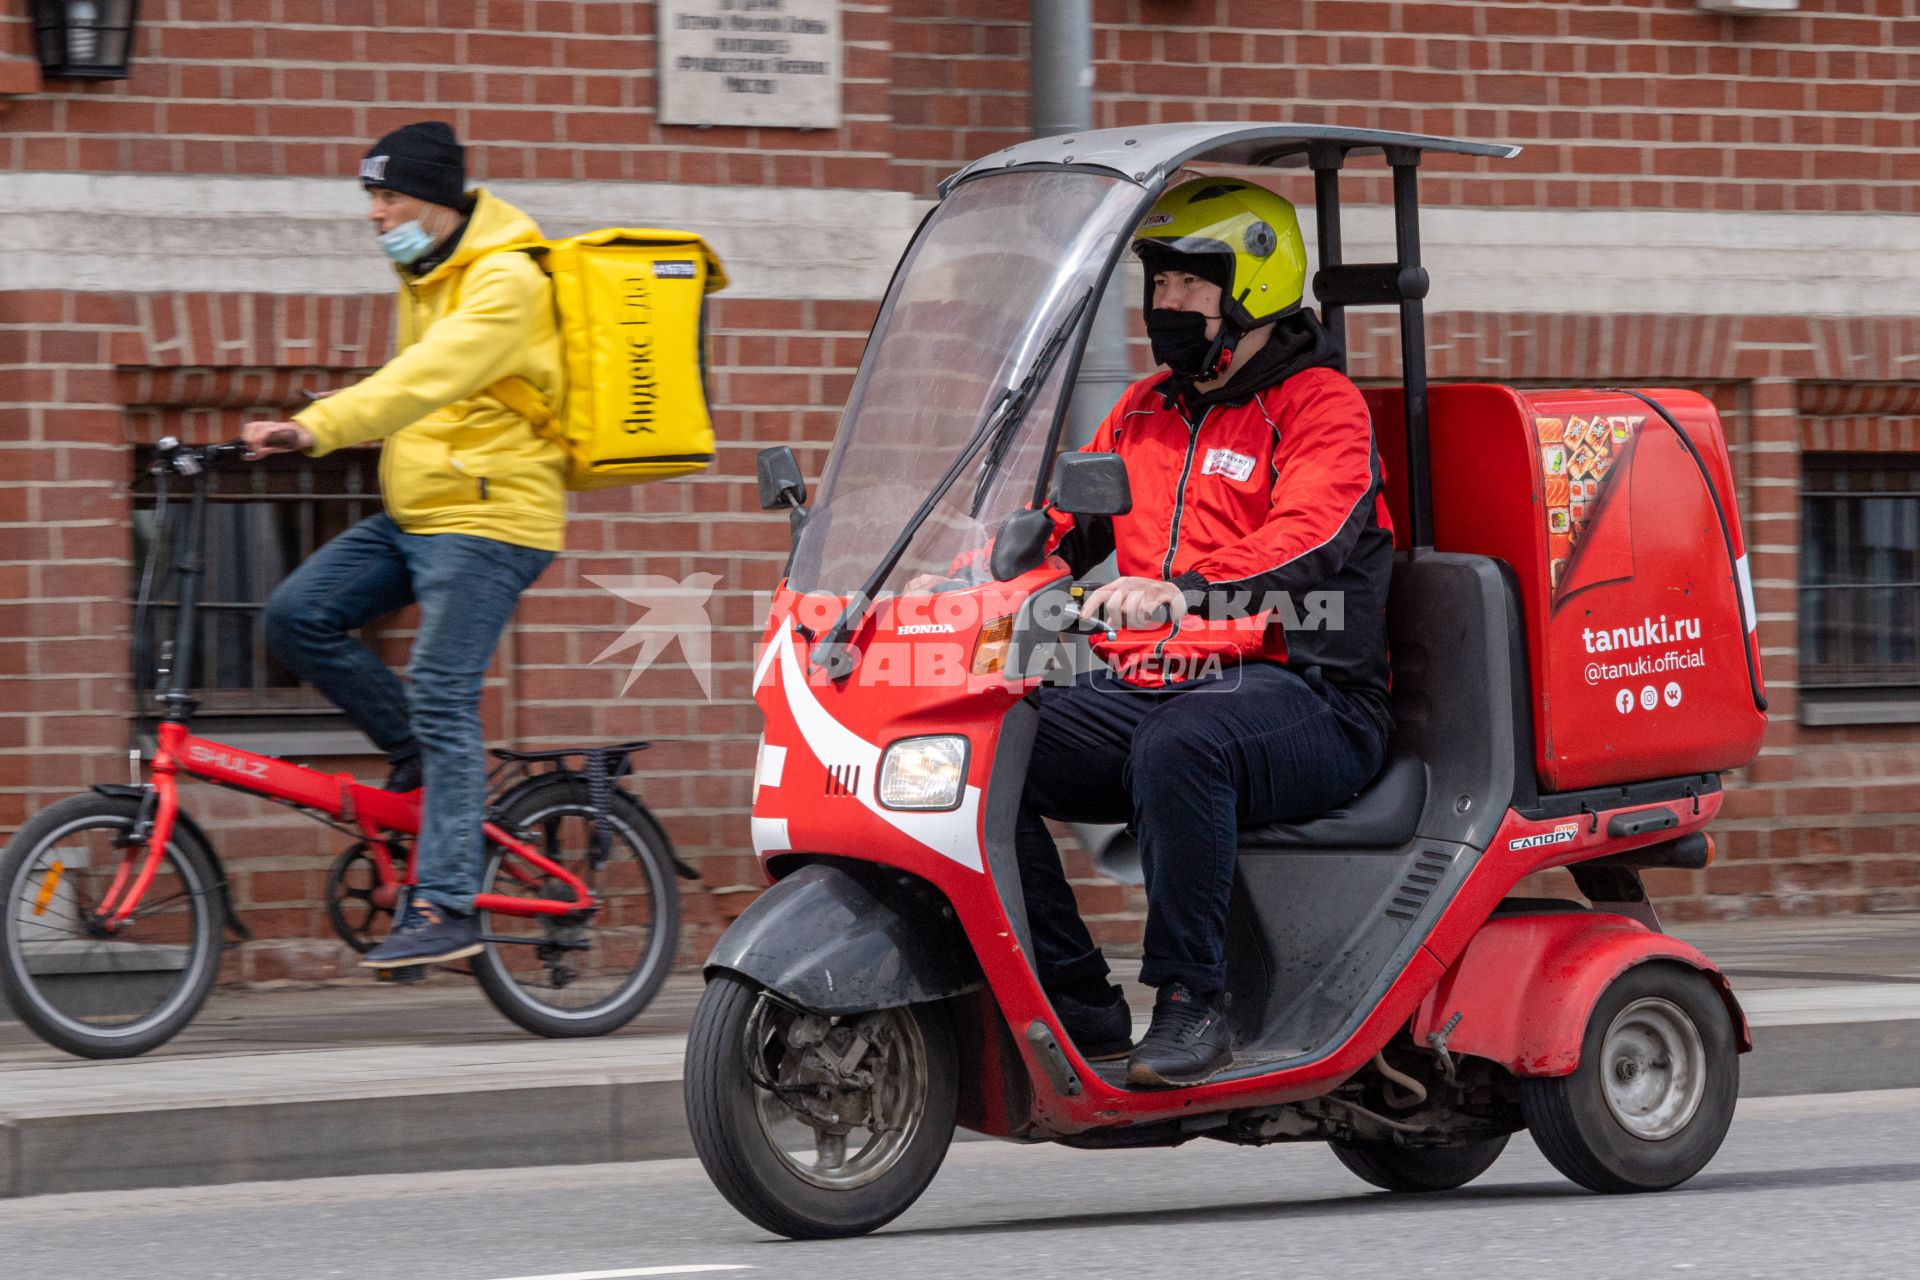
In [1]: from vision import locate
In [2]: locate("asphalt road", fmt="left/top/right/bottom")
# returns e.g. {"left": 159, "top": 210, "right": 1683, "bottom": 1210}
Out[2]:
{"left": 2, "top": 1088, "right": 1917, "bottom": 1280}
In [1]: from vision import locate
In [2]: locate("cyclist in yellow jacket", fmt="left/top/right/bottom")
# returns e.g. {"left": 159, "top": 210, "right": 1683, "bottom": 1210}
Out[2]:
{"left": 243, "top": 122, "right": 565, "bottom": 968}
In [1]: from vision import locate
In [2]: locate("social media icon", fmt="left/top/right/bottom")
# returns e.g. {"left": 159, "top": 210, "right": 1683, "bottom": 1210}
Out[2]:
{"left": 1664, "top": 681, "right": 1682, "bottom": 707}
{"left": 1615, "top": 688, "right": 1634, "bottom": 715}
{"left": 1640, "top": 685, "right": 1659, "bottom": 711}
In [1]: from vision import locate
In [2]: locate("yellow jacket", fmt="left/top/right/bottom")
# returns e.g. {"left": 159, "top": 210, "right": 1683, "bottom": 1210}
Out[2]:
{"left": 295, "top": 189, "right": 567, "bottom": 551}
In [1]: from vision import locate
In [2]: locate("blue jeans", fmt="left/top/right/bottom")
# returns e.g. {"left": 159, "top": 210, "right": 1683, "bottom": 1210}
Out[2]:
{"left": 263, "top": 515, "right": 554, "bottom": 914}
{"left": 1016, "top": 663, "right": 1387, "bottom": 994}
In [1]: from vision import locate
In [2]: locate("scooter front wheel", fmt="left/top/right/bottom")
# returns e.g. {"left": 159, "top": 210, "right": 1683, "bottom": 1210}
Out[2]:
{"left": 684, "top": 972, "right": 957, "bottom": 1239}
{"left": 1520, "top": 962, "right": 1739, "bottom": 1193}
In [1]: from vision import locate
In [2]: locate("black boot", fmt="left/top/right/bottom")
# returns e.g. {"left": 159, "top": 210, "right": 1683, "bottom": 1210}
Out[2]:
{"left": 1127, "top": 982, "right": 1231, "bottom": 1087}
{"left": 1050, "top": 982, "right": 1133, "bottom": 1062}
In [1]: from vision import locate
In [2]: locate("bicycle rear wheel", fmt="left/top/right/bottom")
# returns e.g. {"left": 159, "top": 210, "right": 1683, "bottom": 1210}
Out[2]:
{"left": 0, "top": 793, "right": 224, "bottom": 1059}
{"left": 472, "top": 777, "right": 680, "bottom": 1038}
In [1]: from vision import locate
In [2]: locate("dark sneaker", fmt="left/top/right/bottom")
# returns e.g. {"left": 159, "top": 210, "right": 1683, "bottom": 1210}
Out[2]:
{"left": 360, "top": 900, "right": 481, "bottom": 969}
{"left": 1126, "top": 982, "right": 1231, "bottom": 1087}
{"left": 1052, "top": 983, "right": 1133, "bottom": 1062}
{"left": 384, "top": 753, "right": 422, "bottom": 794}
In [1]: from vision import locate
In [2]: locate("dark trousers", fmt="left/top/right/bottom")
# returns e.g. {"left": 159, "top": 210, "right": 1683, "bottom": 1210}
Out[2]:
{"left": 1016, "top": 663, "right": 1387, "bottom": 994}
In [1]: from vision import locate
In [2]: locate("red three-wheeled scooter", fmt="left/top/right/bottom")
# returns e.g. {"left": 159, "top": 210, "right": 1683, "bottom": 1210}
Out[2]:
{"left": 683, "top": 124, "right": 1768, "bottom": 1238}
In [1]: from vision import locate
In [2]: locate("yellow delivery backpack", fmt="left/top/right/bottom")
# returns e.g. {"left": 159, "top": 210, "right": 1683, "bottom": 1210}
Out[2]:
{"left": 478, "top": 228, "right": 729, "bottom": 491}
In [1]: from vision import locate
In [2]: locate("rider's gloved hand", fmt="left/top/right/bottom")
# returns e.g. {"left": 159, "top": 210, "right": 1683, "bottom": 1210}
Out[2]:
{"left": 241, "top": 420, "right": 315, "bottom": 458}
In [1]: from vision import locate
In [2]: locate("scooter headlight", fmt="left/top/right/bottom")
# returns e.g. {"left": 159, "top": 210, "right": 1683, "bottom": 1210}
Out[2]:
{"left": 878, "top": 735, "right": 969, "bottom": 811}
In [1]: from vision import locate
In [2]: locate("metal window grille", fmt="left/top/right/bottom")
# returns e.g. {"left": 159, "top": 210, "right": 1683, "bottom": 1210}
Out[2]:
{"left": 1799, "top": 453, "right": 1920, "bottom": 691}
{"left": 132, "top": 447, "right": 381, "bottom": 713}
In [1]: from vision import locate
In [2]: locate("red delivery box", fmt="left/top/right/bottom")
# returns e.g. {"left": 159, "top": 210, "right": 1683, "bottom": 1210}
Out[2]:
{"left": 1370, "top": 385, "right": 1767, "bottom": 794}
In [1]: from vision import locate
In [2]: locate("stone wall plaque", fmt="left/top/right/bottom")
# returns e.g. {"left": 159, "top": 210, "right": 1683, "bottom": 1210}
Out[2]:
{"left": 658, "top": 0, "right": 842, "bottom": 130}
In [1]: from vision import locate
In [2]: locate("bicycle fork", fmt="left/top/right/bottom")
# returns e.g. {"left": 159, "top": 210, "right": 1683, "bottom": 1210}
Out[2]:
{"left": 94, "top": 753, "right": 182, "bottom": 932}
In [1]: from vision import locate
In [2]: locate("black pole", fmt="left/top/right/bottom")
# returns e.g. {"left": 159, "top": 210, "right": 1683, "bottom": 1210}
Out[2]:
{"left": 1390, "top": 152, "right": 1434, "bottom": 552}
{"left": 1309, "top": 143, "right": 1346, "bottom": 367}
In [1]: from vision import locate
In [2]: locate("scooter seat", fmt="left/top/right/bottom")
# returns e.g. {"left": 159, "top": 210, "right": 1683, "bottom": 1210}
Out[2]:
{"left": 1238, "top": 753, "right": 1428, "bottom": 851}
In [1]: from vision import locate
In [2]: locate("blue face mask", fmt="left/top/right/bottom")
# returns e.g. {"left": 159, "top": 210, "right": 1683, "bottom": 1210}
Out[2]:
{"left": 378, "top": 219, "right": 437, "bottom": 265}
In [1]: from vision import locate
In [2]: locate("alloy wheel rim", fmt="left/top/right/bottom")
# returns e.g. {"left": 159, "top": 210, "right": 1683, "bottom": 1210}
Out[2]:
{"left": 1599, "top": 995, "right": 1706, "bottom": 1141}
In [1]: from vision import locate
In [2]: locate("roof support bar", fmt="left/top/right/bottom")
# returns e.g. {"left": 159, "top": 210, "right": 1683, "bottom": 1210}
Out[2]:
{"left": 1308, "top": 142, "right": 1346, "bottom": 368}
{"left": 1387, "top": 146, "right": 1435, "bottom": 552}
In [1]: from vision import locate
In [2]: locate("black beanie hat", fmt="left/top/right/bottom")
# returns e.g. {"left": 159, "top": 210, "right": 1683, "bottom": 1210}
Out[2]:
{"left": 359, "top": 121, "right": 466, "bottom": 209}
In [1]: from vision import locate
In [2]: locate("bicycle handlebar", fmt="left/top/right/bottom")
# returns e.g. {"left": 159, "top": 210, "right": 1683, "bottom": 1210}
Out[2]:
{"left": 146, "top": 436, "right": 258, "bottom": 481}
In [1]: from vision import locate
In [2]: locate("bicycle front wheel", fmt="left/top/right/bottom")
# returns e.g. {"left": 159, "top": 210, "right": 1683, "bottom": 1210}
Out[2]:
{"left": 1, "top": 793, "right": 224, "bottom": 1059}
{"left": 472, "top": 777, "right": 681, "bottom": 1038}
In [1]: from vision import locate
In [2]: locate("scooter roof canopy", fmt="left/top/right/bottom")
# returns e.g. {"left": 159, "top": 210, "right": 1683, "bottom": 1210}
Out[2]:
{"left": 942, "top": 123, "right": 1522, "bottom": 195}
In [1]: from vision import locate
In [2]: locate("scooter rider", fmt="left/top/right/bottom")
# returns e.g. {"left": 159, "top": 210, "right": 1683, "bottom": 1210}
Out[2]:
{"left": 1020, "top": 178, "right": 1395, "bottom": 1086}
{"left": 240, "top": 122, "right": 565, "bottom": 970}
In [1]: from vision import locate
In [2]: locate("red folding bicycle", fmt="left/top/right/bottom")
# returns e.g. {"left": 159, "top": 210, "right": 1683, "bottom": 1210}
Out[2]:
{"left": 1, "top": 437, "right": 694, "bottom": 1058}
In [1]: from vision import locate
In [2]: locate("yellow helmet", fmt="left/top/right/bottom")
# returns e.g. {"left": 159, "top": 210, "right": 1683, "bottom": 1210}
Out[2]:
{"left": 1130, "top": 177, "right": 1309, "bottom": 330}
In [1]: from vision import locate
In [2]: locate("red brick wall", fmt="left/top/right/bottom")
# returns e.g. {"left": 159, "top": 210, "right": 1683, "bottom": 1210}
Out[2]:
{"left": 6, "top": 2, "right": 1920, "bottom": 978}
{"left": 0, "top": 0, "right": 897, "bottom": 187}
{"left": 878, "top": 0, "right": 1920, "bottom": 204}
{"left": 3, "top": 3, "right": 1915, "bottom": 206}
{"left": 0, "top": 286, "right": 878, "bottom": 973}
{"left": 10, "top": 290, "right": 1919, "bottom": 959}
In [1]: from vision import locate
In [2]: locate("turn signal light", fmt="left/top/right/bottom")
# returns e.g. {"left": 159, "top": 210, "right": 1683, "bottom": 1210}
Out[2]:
{"left": 971, "top": 615, "right": 1016, "bottom": 675}
{"left": 1701, "top": 833, "right": 1716, "bottom": 867}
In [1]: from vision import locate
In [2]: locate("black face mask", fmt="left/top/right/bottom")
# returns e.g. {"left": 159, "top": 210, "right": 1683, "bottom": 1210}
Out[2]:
{"left": 1146, "top": 309, "right": 1231, "bottom": 378}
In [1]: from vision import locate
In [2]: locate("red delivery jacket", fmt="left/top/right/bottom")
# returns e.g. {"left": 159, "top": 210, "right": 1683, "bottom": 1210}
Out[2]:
{"left": 1053, "top": 346, "right": 1395, "bottom": 731}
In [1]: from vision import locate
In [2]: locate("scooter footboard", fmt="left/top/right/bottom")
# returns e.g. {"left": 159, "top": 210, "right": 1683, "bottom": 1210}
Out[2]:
{"left": 703, "top": 860, "right": 981, "bottom": 1014}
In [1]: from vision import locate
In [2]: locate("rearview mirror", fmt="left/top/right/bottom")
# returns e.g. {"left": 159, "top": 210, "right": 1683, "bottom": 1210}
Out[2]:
{"left": 990, "top": 508, "right": 1055, "bottom": 582}
{"left": 1048, "top": 453, "right": 1131, "bottom": 517}
{"left": 756, "top": 446, "right": 807, "bottom": 512}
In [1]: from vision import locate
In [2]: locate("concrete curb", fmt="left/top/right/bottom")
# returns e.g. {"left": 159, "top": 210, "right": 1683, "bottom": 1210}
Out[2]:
{"left": 4, "top": 1015, "right": 1917, "bottom": 1199}
{"left": 0, "top": 1078, "right": 693, "bottom": 1199}
{"left": 1743, "top": 1019, "right": 1920, "bottom": 1098}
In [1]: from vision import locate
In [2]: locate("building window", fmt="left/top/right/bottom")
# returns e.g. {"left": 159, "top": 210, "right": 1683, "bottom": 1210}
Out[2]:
{"left": 132, "top": 447, "right": 381, "bottom": 717}
{"left": 1799, "top": 453, "right": 1920, "bottom": 722}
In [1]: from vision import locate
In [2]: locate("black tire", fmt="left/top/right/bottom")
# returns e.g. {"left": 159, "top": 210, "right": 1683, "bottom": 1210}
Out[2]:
{"left": 684, "top": 972, "right": 958, "bottom": 1239}
{"left": 0, "top": 793, "right": 224, "bottom": 1059}
{"left": 1331, "top": 1133, "right": 1510, "bottom": 1192}
{"left": 471, "top": 778, "right": 681, "bottom": 1038}
{"left": 1521, "top": 962, "right": 1739, "bottom": 1193}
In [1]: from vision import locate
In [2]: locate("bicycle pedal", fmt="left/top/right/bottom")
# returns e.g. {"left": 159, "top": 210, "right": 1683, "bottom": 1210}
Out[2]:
{"left": 374, "top": 964, "right": 428, "bottom": 984}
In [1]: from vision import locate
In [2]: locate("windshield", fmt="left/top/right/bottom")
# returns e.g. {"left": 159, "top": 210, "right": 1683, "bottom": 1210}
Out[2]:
{"left": 788, "top": 170, "right": 1145, "bottom": 595}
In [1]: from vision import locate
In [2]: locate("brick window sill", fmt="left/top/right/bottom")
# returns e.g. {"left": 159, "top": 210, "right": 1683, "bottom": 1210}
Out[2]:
{"left": 135, "top": 717, "right": 383, "bottom": 762}
{"left": 1799, "top": 695, "right": 1920, "bottom": 727}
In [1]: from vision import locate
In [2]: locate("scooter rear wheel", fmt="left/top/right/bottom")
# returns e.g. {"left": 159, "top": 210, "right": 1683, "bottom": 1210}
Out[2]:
{"left": 684, "top": 972, "right": 957, "bottom": 1239}
{"left": 1520, "top": 962, "right": 1738, "bottom": 1193}
{"left": 1330, "top": 1133, "right": 1509, "bottom": 1192}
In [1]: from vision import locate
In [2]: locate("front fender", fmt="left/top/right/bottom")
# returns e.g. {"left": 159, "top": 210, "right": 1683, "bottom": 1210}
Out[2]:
{"left": 1411, "top": 911, "right": 1750, "bottom": 1077}
{"left": 91, "top": 784, "right": 251, "bottom": 941}
{"left": 704, "top": 861, "right": 980, "bottom": 1014}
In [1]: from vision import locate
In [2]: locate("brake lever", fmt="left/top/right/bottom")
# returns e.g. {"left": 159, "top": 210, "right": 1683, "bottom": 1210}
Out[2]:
{"left": 1057, "top": 603, "right": 1117, "bottom": 641}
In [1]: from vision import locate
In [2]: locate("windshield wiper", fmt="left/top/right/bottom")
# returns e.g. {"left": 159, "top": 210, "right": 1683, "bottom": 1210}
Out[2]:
{"left": 969, "top": 288, "right": 1094, "bottom": 516}
{"left": 809, "top": 286, "right": 1095, "bottom": 678}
